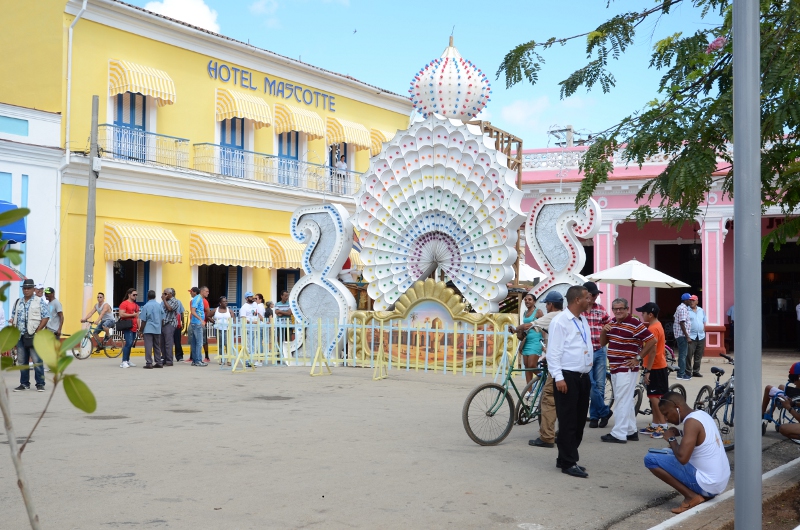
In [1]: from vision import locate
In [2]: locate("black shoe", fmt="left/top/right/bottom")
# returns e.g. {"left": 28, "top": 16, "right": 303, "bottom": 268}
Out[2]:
{"left": 35, "top": 385, "right": 44, "bottom": 392}
{"left": 143, "top": 364, "right": 153, "bottom": 369}
{"left": 601, "top": 434, "right": 626, "bottom": 444}
{"left": 561, "top": 464, "right": 588, "bottom": 478}
{"left": 599, "top": 411, "right": 613, "bottom": 428}
{"left": 589, "top": 419, "right": 599, "bottom": 428}
{"left": 13, "top": 385, "right": 28, "bottom": 392}
{"left": 692, "top": 372, "right": 703, "bottom": 378}
{"left": 557, "top": 462, "right": 586, "bottom": 471}
{"left": 528, "top": 437, "right": 555, "bottom": 448}
{"left": 627, "top": 432, "right": 639, "bottom": 441}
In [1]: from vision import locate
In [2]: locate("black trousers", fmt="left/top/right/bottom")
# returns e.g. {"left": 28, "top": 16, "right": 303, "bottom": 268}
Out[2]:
{"left": 174, "top": 326, "right": 184, "bottom": 360}
{"left": 553, "top": 370, "right": 591, "bottom": 468}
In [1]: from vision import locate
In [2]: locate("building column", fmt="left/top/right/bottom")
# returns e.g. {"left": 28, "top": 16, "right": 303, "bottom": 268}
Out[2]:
{"left": 593, "top": 219, "right": 619, "bottom": 310}
{"left": 702, "top": 216, "right": 728, "bottom": 356}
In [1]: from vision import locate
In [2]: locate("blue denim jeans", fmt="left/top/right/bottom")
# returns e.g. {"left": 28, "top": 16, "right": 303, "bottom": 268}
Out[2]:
{"left": 644, "top": 451, "right": 714, "bottom": 497}
{"left": 676, "top": 335, "right": 689, "bottom": 378}
{"left": 121, "top": 330, "right": 136, "bottom": 363}
{"left": 588, "top": 346, "right": 611, "bottom": 420}
{"left": 17, "top": 339, "right": 44, "bottom": 388}
{"left": 189, "top": 324, "right": 204, "bottom": 364}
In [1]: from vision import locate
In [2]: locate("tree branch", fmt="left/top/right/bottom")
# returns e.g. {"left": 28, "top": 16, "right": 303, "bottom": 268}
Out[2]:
{"left": 18, "top": 377, "right": 59, "bottom": 456}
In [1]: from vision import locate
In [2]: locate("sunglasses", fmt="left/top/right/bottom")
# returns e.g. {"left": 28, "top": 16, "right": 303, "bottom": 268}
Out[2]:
{"left": 612, "top": 307, "right": 628, "bottom": 311}
{"left": 131, "top": 294, "right": 138, "bottom": 297}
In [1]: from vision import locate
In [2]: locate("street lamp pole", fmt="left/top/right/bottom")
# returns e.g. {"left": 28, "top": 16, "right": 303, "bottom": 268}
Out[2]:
{"left": 733, "top": 0, "right": 761, "bottom": 527}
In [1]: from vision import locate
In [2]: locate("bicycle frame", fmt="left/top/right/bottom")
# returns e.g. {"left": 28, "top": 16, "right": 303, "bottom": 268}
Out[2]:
{"left": 487, "top": 350, "right": 546, "bottom": 416}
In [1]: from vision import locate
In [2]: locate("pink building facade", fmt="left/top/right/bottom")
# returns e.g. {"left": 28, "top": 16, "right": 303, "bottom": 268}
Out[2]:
{"left": 520, "top": 146, "right": 799, "bottom": 356}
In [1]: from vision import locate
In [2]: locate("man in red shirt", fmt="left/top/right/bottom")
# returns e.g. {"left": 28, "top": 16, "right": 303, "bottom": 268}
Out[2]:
{"left": 600, "top": 297, "right": 655, "bottom": 443}
{"left": 118, "top": 288, "right": 140, "bottom": 369}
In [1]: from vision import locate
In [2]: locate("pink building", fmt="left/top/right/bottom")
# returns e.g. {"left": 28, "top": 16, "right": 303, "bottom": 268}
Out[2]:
{"left": 520, "top": 145, "right": 799, "bottom": 356}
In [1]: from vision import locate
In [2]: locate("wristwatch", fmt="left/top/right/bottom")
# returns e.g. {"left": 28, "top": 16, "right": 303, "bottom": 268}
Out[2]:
{"left": 667, "top": 437, "right": 677, "bottom": 444}
{"left": 636, "top": 355, "right": 642, "bottom": 362}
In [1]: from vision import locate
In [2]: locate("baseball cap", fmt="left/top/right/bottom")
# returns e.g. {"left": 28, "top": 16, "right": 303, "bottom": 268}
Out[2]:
{"left": 789, "top": 362, "right": 800, "bottom": 376}
{"left": 542, "top": 291, "right": 564, "bottom": 304}
{"left": 44, "top": 287, "right": 54, "bottom": 294}
{"left": 583, "top": 281, "right": 602, "bottom": 296}
{"left": 689, "top": 295, "right": 698, "bottom": 301}
{"left": 635, "top": 302, "right": 659, "bottom": 314}
{"left": 34, "top": 283, "right": 44, "bottom": 289}
{"left": 681, "top": 293, "right": 692, "bottom": 301}
{"left": 244, "top": 291, "right": 254, "bottom": 298}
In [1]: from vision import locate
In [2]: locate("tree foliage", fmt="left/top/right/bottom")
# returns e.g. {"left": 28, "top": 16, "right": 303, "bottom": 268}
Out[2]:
{"left": 498, "top": 0, "right": 800, "bottom": 251}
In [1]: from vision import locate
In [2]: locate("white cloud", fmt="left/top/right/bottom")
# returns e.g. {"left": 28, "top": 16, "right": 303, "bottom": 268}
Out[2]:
{"left": 144, "top": 0, "right": 220, "bottom": 33}
{"left": 250, "top": 0, "right": 280, "bottom": 29}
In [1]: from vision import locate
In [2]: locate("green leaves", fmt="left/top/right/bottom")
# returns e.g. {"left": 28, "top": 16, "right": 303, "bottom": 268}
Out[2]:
{"left": 62, "top": 374, "right": 96, "bottom": 413}
{"left": 0, "top": 207, "right": 30, "bottom": 228}
{"left": 0, "top": 326, "right": 20, "bottom": 353}
{"left": 33, "top": 330, "right": 60, "bottom": 370}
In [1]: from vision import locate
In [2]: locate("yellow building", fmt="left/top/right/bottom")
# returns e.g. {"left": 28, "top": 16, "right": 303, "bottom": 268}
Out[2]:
{"left": 1, "top": 0, "right": 411, "bottom": 329}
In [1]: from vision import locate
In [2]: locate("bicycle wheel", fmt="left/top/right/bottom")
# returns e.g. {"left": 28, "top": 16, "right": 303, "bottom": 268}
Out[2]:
{"left": 633, "top": 386, "right": 644, "bottom": 416}
{"left": 103, "top": 334, "right": 122, "bottom": 359}
{"left": 669, "top": 383, "right": 687, "bottom": 401}
{"left": 516, "top": 378, "right": 544, "bottom": 426}
{"left": 711, "top": 397, "right": 735, "bottom": 451}
{"left": 604, "top": 373, "right": 615, "bottom": 410}
{"left": 73, "top": 335, "right": 93, "bottom": 360}
{"left": 462, "top": 383, "right": 515, "bottom": 446}
{"left": 694, "top": 385, "right": 713, "bottom": 411}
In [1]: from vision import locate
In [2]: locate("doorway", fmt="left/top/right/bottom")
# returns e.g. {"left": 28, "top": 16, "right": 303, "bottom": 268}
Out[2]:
{"left": 762, "top": 242, "right": 800, "bottom": 348}
{"left": 276, "top": 269, "right": 300, "bottom": 299}
{"left": 653, "top": 244, "right": 702, "bottom": 339}
{"left": 198, "top": 265, "right": 242, "bottom": 309}
{"left": 113, "top": 260, "right": 149, "bottom": 307}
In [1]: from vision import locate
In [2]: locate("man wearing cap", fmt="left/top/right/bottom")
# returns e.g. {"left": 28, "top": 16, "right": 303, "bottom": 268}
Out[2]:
{"left": 687, "top": 295, "right": 707, "bottom": 378}
{"left": 188, "top": 287, "right": 208, "bottom": 366}
{"left": 34, "top": 283, "right": 47, "bottom": 306}
{"left": 11, "top": 279, "right": 50, "bottom": 392}
{"left": 583, "top": 281, "right": 613, "bottom": 429}
{"left": 528, "top": 290, "right": 564, "bottom": 449}
{"left": 674, "top": 294, "right": 693, "bottom": 380}
{"left": 636, "top": 302, "right": 671, "bottom": 438}
{"left": 43, "top": 288, "right": 64, "bottom": 338}
{"left": 160, "top": 288, "right": 179, "bottom": 366}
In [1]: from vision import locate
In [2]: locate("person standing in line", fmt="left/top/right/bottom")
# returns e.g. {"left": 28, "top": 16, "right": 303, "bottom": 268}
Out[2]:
{"left": 687, "top": 295, "right": 707, "bottom": 377}
{"left": 188, "top": 287, "right": 208, "bottom": 367}
{"left": 636, "top": 302, "right": 671, "bottom": 439}
{"left": 673, "top": 293, "right": 692, "bottom": 380}
{"left": 239, "top": 291, "right": 259, "bottom": 361}
{"left": 174, "top": 295, "right": 186, "bottom": 362}
{"left": 583, "top": 281, "right": 613, "bottom": 429}
{"left": 600, "top": 297, "right": 655, "bottom": 444}
{"left": 140, "top": 290, "right": 164, "bottom": 369}
{"left": 43, "top": 288, "right": 64, "bottom": 338}
{"left": 275, "top": 289, "right": 293, "bottom": 345}
{"left": 212, "top": 296, "right": 233, "bottom": 364}
{"left": 546, "top": 285, "right": 593, "bottom": 478}
{"left": 118, "top": 288, "right": 139, "bottom": 369}
{"left": 201, "top": 287, "right": 211, "bottom": 363}
{"left": 160, "top": 288, "right": 179, "bottom": 366}
{"left": 527, "top": 290, "right": 564, "bottom": 449}
{"left": 508, "top": 291, "right": 544, "bottom": 386}
{"left": 11, "top": 279, "right": 50, "bottom": 392}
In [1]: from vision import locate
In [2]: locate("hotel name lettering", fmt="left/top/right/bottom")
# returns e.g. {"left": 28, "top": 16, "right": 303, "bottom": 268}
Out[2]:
{"left": 207, "top": 60, "right": 336, "bottom": 112}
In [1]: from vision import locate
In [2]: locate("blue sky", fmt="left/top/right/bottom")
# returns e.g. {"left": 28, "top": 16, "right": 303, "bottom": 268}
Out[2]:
{"left": 134, "top": 0, "right": 722, "bottom": 149}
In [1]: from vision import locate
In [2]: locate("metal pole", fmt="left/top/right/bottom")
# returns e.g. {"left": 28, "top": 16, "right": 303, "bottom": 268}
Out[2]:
{"left": 733, "top": 0, "right": 761, "bottom": 527}
{"left": 81, "top": 95, "right": 99, "bottom": 322}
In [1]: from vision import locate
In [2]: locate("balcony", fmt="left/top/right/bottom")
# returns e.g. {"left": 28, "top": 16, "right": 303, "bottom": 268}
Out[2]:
{"left": 98, "top": 124, "right": 190, "bottom": 169}
{"left": 193, "top": 143, "right": 363, "bottom": 196}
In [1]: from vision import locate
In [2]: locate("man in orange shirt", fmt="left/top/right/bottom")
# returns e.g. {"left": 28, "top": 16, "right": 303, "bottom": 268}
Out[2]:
{"left": 637, "top": 302, "right": 669, "bottom": 438}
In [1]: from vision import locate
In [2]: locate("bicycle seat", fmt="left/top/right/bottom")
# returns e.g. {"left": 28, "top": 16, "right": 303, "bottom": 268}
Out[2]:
{"left": 711, "top": 367, "right": 725, "bottom": 377}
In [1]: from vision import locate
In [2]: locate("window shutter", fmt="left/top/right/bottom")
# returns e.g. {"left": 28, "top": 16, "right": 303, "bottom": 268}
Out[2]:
{"left": 136, "top": 261, "right": 146, "bottom": 295}
{"left": 227, "top": 266, "right": 239, "bottom": 303}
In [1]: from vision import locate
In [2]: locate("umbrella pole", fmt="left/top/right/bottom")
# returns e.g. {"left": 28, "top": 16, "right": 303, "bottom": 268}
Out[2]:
{"left": 630, "top": 281, "right": 635, "bottom": 307}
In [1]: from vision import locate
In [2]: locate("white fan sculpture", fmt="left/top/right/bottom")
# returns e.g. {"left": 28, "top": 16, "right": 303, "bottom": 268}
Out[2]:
{"left": 354, "top": 116, "right": 525, "bottom": 313}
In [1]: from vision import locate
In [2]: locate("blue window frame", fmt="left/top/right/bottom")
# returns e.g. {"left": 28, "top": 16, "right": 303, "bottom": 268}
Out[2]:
{"left": 220, "top": 118, "right": 245, "bottom": 178}
{"left": 278, "top": 131, "right": 299, "bottom": 186}
{"left": 114, "top": 92, "right": 147, "bottom": 162}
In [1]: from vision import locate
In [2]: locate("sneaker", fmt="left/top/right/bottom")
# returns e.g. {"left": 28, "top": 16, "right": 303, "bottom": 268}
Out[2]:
{"left": 127, "top": 361, "right": 136, "bottom": 367}
{"left": 120, "top": 361, "right": 129, "bottom": 368}
{"left": 35, "top": 385, "right": 44, "bottom": 392}
{"left": 192, "top": 362, "right": 208, "bottom": 367}
{"left": 13, "top": 385, "right": 28, "bottom": 392}
{"left": 651, "top": 427, "right": 665, "bottom": 439}
{"left": 627, "top": 432, "right": 639, "bottom": 441}
{"left": 255, "top": 361, "right": 263, "bottom": 367}
{"left": 183, "top": 359, "right": 193, "bottom": 364}
{"left": 639, "top": 425, "right": 658, "bottom": 435}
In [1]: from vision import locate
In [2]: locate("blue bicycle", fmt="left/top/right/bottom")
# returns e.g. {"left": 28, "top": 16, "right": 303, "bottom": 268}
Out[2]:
{"left": 762, "top": 386, "right": 800, "bottom": 444}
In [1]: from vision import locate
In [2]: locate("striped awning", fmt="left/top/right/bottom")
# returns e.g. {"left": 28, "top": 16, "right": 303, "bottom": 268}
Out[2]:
{"left": 274, "top": 104, "right": 325, "bottom": 140}
{"left": 104, "top": 222, "right": 182, "bottom": 263}
{"left": 268, "top": 236, "right": 306, "bottom": 269}
{"left": 370, "top": 129, "right": 395, "bottom": 156}
{"left": 327, "top": 117, "right": 371, "bottom": 151}
{"left": 216, "top": 88, "right": 272, "bottom": 129}
{"left": 190, "top": 231, "right": 272, "bottom": 268}
{"left": 348, "top": 249, "right": 364, "bottom": 270}
{"left": 109, "top": 59, "right": 176, "bottom": 107}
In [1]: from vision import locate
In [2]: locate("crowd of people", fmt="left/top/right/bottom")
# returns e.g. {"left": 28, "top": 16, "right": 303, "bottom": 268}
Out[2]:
{"left": 517, "top": 282, "right": 731, "bottom": 514}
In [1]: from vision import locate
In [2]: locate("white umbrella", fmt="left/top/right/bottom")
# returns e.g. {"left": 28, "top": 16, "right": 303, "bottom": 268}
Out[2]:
{"left": 587, "top": 258, "right": 690, "bottom": 302}
{"left": 518, "top": 262, "right": 545, "bottom": 283}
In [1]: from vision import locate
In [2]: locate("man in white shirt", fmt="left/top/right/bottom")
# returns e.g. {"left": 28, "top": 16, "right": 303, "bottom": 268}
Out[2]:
{"left": 547, "top": 285, "right": 594, "bottom": 478}
{"left": 239, "top": 291, "right": 260, "bottom": 361}
{"left": 528, "top": 291, "right": 564, "bottom": 449}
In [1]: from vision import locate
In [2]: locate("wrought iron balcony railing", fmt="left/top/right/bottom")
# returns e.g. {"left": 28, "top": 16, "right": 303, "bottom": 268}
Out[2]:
{"left": 98, "top": 124, "right": 190, "bottom": 169}
{"left": 193, "top": 143, "right": 363, "bottom": 196}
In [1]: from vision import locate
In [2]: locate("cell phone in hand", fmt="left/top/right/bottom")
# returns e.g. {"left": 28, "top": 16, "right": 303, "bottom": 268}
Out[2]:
{"left": 648, "top": 448, "right": 672, "bottom": 454}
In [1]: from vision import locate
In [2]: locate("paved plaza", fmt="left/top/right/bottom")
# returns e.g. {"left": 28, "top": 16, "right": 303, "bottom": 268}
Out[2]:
{"left": 1, "top": 352, "right": 798, "bottom": 529}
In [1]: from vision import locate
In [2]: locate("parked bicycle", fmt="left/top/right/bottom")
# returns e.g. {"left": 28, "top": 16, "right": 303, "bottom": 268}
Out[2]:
{"left": 633, "top": 346, "right": 687, "bottom": 416}
{"left": 71, "top": 321, "right": 121, "bottom": 359}
{"left": 692, "top": 353, "right": 735, "bottom": 451}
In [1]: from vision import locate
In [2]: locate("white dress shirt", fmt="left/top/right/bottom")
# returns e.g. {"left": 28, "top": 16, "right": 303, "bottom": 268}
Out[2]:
{"left": 546, "top": 309, "right": 592, "bottom": 382}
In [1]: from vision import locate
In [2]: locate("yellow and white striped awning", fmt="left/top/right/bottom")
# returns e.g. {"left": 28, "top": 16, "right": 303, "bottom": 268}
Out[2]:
{"left": 274, "top": 104, "right": 325, "bottom": 140}
{"left": 268, "top": 236, "right": 306, "bottom": 269}
{"left": 104, "top": 222, "right": 182, "bottom": 263}
{"left": 109, "top": 59, "right": 176, "bottom": 107}
{"left": 348, "top": 249, "right": 364, "bottom": 270}
{"left": 216, "top": 88, "right": 272, "bottom": 129}
{"left": 327, "top": 117, "right": 371, "bottom": 151}
{"left": 370, "top": 129, "right": 395, "bottom": 156}
{"left": 190, "top": 231, "right": 272, "bottom": 268}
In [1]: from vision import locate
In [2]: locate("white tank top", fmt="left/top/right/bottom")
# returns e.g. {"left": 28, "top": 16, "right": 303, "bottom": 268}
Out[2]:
{"left": 214, "top": 308, "right": 232, "bottom": 330}
{"left": 686, "top": 410, "right": 731, "bottom": 495}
